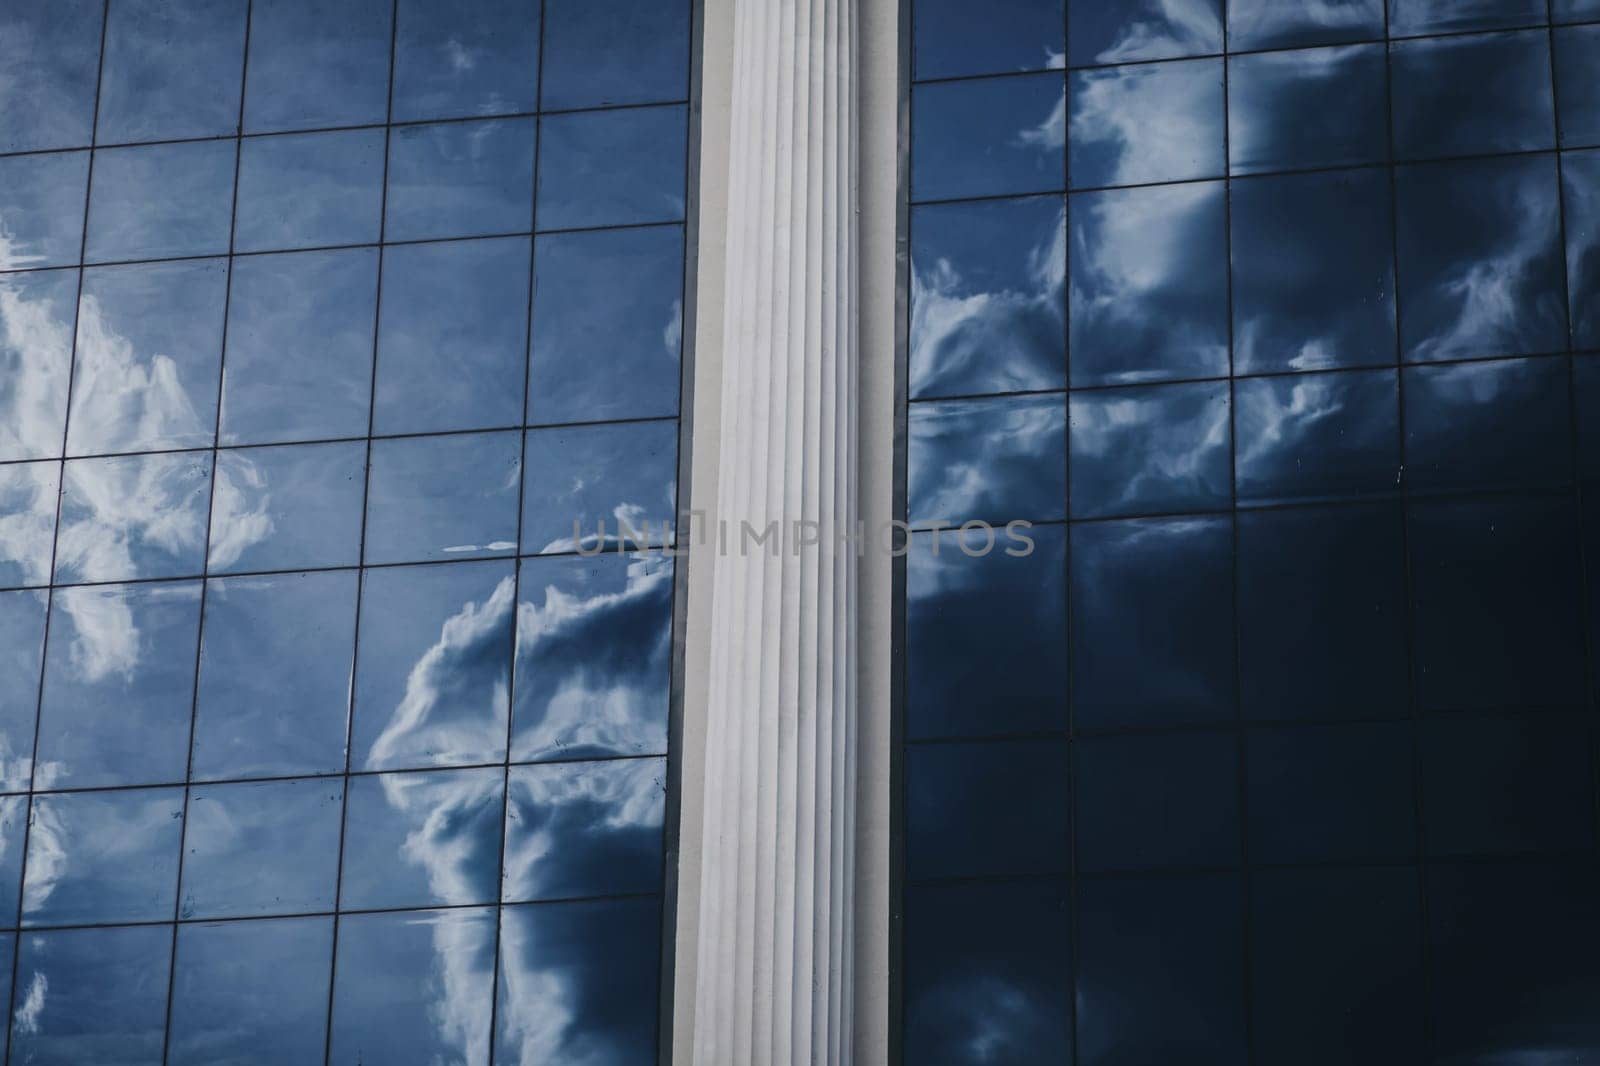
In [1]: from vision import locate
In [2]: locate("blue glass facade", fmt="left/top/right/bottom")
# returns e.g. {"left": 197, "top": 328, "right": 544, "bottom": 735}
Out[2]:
{"left": 900, "top": 1, "right": 1600, "bottom": 1063}
{"left": 0, "top": 1, "right": 691, "bottom": 1063}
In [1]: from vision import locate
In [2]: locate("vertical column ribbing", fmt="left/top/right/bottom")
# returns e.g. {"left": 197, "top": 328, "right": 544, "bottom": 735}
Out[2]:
{"left": 692, "top": 0, "right": 858, "bottom": 1062}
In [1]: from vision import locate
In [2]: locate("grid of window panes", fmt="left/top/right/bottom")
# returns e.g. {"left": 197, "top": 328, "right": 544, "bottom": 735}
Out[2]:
{"left": 900, "top": 0, "right": 1600, "bottom": 1062}
{"left": 0, "top": 0, "right": 690, "bottom": 1062}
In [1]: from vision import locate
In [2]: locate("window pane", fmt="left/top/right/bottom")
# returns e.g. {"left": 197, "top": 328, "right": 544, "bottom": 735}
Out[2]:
{"left": 234, "top": 129, "right": 386, "bottom": 253}
{"left": 85, "top": 141, "right": 236, "bottom": 264}
{"left": 243, "top": 0, "right": 392, "bottom": 133}
{"left": 207, "top": 441, "right": 367, "bottom": 574}
{"left": 0, "top": 269, "right": 77, "bottom": 463}
{"left": 1228, "top": 44, "right": 1388, "bottom": 174}
{"left": 909, "top": 393, "right": 1067, "bottom": 525}
{"left": 23, "top": 787, "right": 184, "bottom": 925}
{"left": 537, "top": 105, "right": 688, "bottom": 229}
{"left": 1566, "top": 149, "right": 1600, "bottom": 349}
{"left": 521, "top": 420, "right": 677, "bottom": 554}
{"left": 180, "top": 778, "right": 343, "bottom": 919}
{"left": 906, "top": 739, "right": 1070, "bottom": 880}
{"left": 541, "top": 0, "right": 691, "bottom": 109}
{"left": 1069, "top": 59, "right": 1224, "bottom": 188}
{"left": 392, "top": 0, "right": 540, "bottom": 122}
{"left": 0, "top": 0, "right": 103, "bottom": 153}
{"left": 96, "top": 0, "right": 247, "bottom": 143}
{"left": 0, "top": 151, "right": 88, "bottom": 271}
{"left": 1391, "top": 30, "right": 1554, "bottom": 159}
{"left": 11, "top": 925, "right": 171, "bottom": 1066}
{"left": 1235, "top": 369, "right": 1400, "bottom": 506}
{"left": 0, "top": 591, "right": 48, "bottom": 793}
{"left": 386, "top": 119, "right": 536, "bottom": 242}
{"left": 55, "top": 453, "right": 212, "bottom": 584}
{"left": 1403, "top": 356, "right": 1571, "bottom": 493}
{"left": 913, "top": 0, "right": 1064, "bottom": 80}
{"left": 1069, "top": 380, "right": 1231, "bottom": 518}
{"left": 340, "top": 767, "right": 504, "bottom": 910}
{"left": 1068, "top": 0, "right": 1221, "bottom": 65}
{"left": 364, "top": 432, "right": 522, "bottom": 564}
{"left": 1389, "top": 0, "right": 1546, "bottom": 36}
{"left": 1074, "top": 730, "right": 1240, "bottom": 871}
{"left": 1228, "top": 0, "right": 1383, "bottom": 49}
{"left": 913, "top": 74, "right": 1065, "bottom": 202}
{"left": 0, "top": 461, "right": 59, "bottom": 588}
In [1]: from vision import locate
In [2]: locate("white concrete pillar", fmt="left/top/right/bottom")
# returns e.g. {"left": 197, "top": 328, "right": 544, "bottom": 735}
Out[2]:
{"left": 690, "top": 0, "right": 858, "bottom": 1062}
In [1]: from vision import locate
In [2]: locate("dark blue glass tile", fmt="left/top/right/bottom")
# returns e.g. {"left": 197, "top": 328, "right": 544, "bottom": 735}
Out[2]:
{"left": 243, "top": 0, "right": 392, "bottom": 133}
{"left": 1070, "top": 380, "right": 1231, "bottom": 519}
{"left": 1427, "top": 860, "right": 1600, "bottom": 1062}
{"left": 1076, "top": 874, "right": 1247, "bottom": 1066}
{"left": 1420, "top": 716, "right": 1594, "bottom": 856}
{"left": 208, "top": 441, "right": 366, "bottom": 573}
{"left": 339, "top": 767, "right": 504, "bottom": 909}
{"left": 11, "top": 925, "right": 171, "bottom": 1066}
{"left": 1389, "top": 0, "right": 1547, "bottom": 35}
{"left": 22, "top": 787, "right": 184, "bottom": 924}
{"left": 1391, "top": 30, "right": 1555, "bottom": 159}
{"left": 96, "top": 0, "right": 248, "bottom": 143}
{"left": 912, "top": 74, "right": 1066, "bottom": 201}
{"left": 375, "top": 238, "right": 529, "bottom": 436}
{"left": 192, "top": 571, "right": 357, "bottom": 780}
{"left": 1408, "top": 495, "right": 1586, "bottom": 712}
{"left": 1403, "top": 357, "right": 1571, "bottom": 493}
{"left": 0, "top": 591, "right": 47, "bottom": 793}
{"left": 904, "top": 881, "right": 1073, "bottom": 1064}
{"left": 0, "top": 462, "right": 59, "bottom": 588}
{"left": 1246, "top": 722, "right": 1417, "bottom": 863}
{"left": 0, "top": 0, "right": 104, "bottom": 153}
{"left": 494, "top": 898, "right": 661, "bottom": 1065}
{"left": 1228, "top": 0, "right": 1384, "bottom": 50}
{"left": 906, "top": 740, "right": 1070, "bottom": 880}
{"left": 0, "top": 151, "right": 88, "bottom": 271}
{"left": 1556, "top": 25, "right": 1600, "bottom": 148}
{"left": 1069, "top": 181, "right": 1228, "bottom": 385}
{"left": 1074, "top": 730, "right": 1240, "bottom": 872}
{"left": 1566, "top": 149, "right": 1600, "bottom": 349}
{"left": 386, "top": 119, "right": 536, "bottom": 242}
{"left": 352, "top": 561, "right": 514, "bottom": 770}
{"left": 180, "top": 778, "right": 342, "bottom": 919}
{"left": 1555, "top": 0, "right": 1600, "bottom": 19}
{"left": 1229, "top": 44, "right": 1388, "bottom": 174}
{"left": 0, "top": 269, "right": 77, "bottom": 462}
{"left": 906, "top": 524, "right": 1067, "bottom": 739}
{"left": 537, "top": 105, "right": 687, "bottom": 229}
{"left": 68, "top": 259, "right": 227, "bottom": 455}
{"left": 329, "top": 907, "right": 496, "bottom": 1066}
{"left": 55, "top": 453, "right": 212, "bottom": 584}
{"left": 909, "top": 393, "right": 1067, "bottom": 526}
{"left": 36, "top": 582, "right": 201, "bottom": 787}
{"left": 502, "top": 757, "right": 665, "bottom": 901}
{"left": 392, "top": 0, "right": 540, "bottom": 122}
{"left": 527, "top": 225, "right": 684, "bottom": 425}
{"left": 1251, "top": 867, "right": 1425, "bottom": 1066}
{"left": 85, "top": 141, "right": 236, "bottom": 264}
{"left": 1068, "top": 0, "right": 1221, "bottom": 65}
{"left": 234, "top": 128, "right": 386, "bottom": 252}
{"left": 220, "top": 248, "right": 378, "bottom": 446}
{"left": 910, "top": 196, "right": 1067, "bottom": 399}
{"left": 0, "top": 797, "right": 25, "bottom": 922}
{"left": 914, "top": 0, "right": 1064, "bottom": 80}
{"left": 1395, "top": 154, "right": 1566, "bottom": 362}
{"left": 1235, "top": 369, "right": 1400, "bottom": 506}
{"left": 168, "top": 917, "right": 333, "bottom": 1066}
{"left": 521, "top": 420, "right": 678, "bottom": 554}
{"left": 1237, "top": 505, "right": 1409, "bottom": 721}
{"left": 512, "top": 553, "right": 673, "bottom": 763}
{"left": 364, "top": 432, "right": 522, "bottom": 564}
{"left": 1069, "top": 59, "right": 1224, "bottom": 188}
{"left": 1072, "top": 516, "right": 1234, "bottom": 728}
{"left": 1232, "top": 168, "right": 1396, "bottom": 373}
{"left": 541, "top": 0, "right": 691, "bottom": 108}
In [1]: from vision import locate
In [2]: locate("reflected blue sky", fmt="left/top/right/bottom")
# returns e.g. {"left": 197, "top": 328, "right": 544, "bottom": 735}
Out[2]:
{"left": 0, "top": 0, "right": 102, "bottom": 154}
{"left": 366, "top": 432, "right": 522, "bottom": 564}
{"left": 1227, "top": 0, "right": 1384, "bottom": 49}
{"left": 913, "top": 74, "right": 1064, "bottom": 201}
{"left": 542, "top": 0, "right": 691, "bottom": 110}
{"left": 1229, "top": 44, "right": 1388, "bottom": 175}
{"left": 538, "top": 106, "right": 688, "bottom": 230}
{"left": 0, "top": 461, "right": 58, "bottom": 589}
{"left": 85, "top": 141, "right": 235, "bottom": 264}
{"left": 23, "top": 786, "right": 183, "bottom": 926}
{"left": 209, "top": 441, "right": 365, "bottom": 573}
{"left": 913, "top": 0, "right": 1065, "bottom": 80}
{"left": 0, "top": 269, "right": 75, "bottom": 464}
{"left": 12, "top": 924, "right": 170, "bottom": 1066}
{"left": 96, "top": 0, "right": 246, "bottom": 144}
{"left": 180, "top": 778, "right": 342, "bottom": 920}
{"left": 1070, "top": 58, "right": 1224, "bottom": 188}
{"left": 392, "top": 0, "right": 540, "bottom": 124}
{"left": 502, "top": 757, "right": 664, "bottom": 902}
{"left": 234, "top": 128, "right": 386, "bottom": 253}
{"left": 242, "top": 0, "right": 391, "bottom": 134}
{"left": 1069, "top": 0, "right": 1221, "bottom": 65}
{"left": 521, "top": 420, "right": 678, "bottom": 553}
{"left": 0, "top": 591, "right": 46, "bottom": 793}
{"left": 909, "top": 393, "right": 1066, "bottom": 524}
{"left": 0, "top": 152, "right": 88, "bottom": 272}
{"left": 386, "top": 119, "right": 536, "bottom": 242}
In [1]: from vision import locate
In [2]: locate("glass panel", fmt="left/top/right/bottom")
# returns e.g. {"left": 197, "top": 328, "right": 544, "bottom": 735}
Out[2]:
{"left": 340, "top": 767, "right": 505, "bottom": 910}
{"left": 1068, "top": 0, "right": 1222, "bottom": 65}
{"left": 328, "top": 907, "right": 496, "bottom": 1066}
{"left": 1566, "top": 149, "right": 1600, "bottom": 349}
{"left": 351, "top": 561, "right": 514, "bottom": 771}
{"left": 1391, "top": 30, "right": 1555, "bottom": 159}
{"left": 1556, "top": 25, "right": 1600, "bottom": 148}
{"left": 96, "top": 0, "right": 248, "bottom": 143}
{"left": 68, "top": 259, "right": 228, "bottom": 456}
{"left": 1227, "top": 0, "right": 1384, "bottom": 49}
{"left": 192, "top": 571, "right": 357, "bottom": 780}
{"left": 502, "top": 757, "right": 665, "bottom": 902}
{"left": 541, "top": 0, "right": 692, "bottom": 109}
{"left": 1403, "top": 356, "right": 1571, "bottom": 493}
{"left": 0, "top": 269, "right": 77, "bottom": 463}
{"left": 55, "top": 453, "right": 212, "bottom": 584}
{"left": 910, "top": 196, "right": 1067, "bottom": 399}
{"left": 386, "top": 119, "right": 537, "bottom": 242}
{"left": 1069, "top": 59, "right": 1224, "bottom": 188}
{"left": 0, "top": 797, "right": 26, "bottom": 923}
{"left": 912, "top": 74, "right": 1065, "bottom": 202}
{"left": 234, "top": 129, "right": 387, "bottom": 253}
{"left": 906, "top": 739, "right": 1071, "bottom": 880}
{"left": 1555, "top": 0, "right": 1600, "bottom": 19}
{"left": 392, "top": 0, "right": 540, "bottom": 123}
{"left": 0, "top": 591, "right": 47, "bottom": 793}
{"left": 22, "top": 786, "right": 184, "bottom": 924}
{"left": 527, "top": 225, "right": 684, "bottom": 425}
{"left": 908, "top": 393, "right": 1067, "bottom": 526}
{"left": 1069, "top": 380, "right": 1231, "bottom": 519}
{"left": 167, "top": 917, "right": 333, "bottom": 1066}
{"left": 207, "top": 441, "right": 367, "bottom": 574}
{"left": 0, "top": 461, "right": 59, "bottom": 588}
{"left": 220, "top": 248, "right": 378, "bottom": 446}
{"left": 36, "top": 581, "right": 201, "bottom": 789}
{"left": 1074, "top": 730, "right": 1240, "bottom": 871}
{"left": 375, "top": 238, "right": 529, "bottom": 436}
{"left": 913, "top": 0, "right": 1064, "bottom": 80}
{"left": 243, "top": 0, "right": 392, "bottom": 133}
{"left": 85, "top": 141, "right": 236, "bottom": 264}
{"left": 180, "top": 778, "right": 343, "bottom": 919}
{"left": 364, "top": 432, "right": 522, "bottom": 564}
{"left": 0, "top": 151, "right": 89, "bottom": 271}
{"left": 1389, "top": 0, "right": 1547, "bottom": 36}
{"left": 11, "top": 925, "right": 171, "bottom": 1066}
{"left": 521, "top": 421, "right": 677, "bottom": 554}
{"left": 511, "top": 553, "right": 673, "bottom": 763}
{"left": 1069, "top": 181, "right": 1228, "bottom": 386}
{"left": 0, "top": 0, "right": 104, "bottom": 153}
{"left": 1228, "top": 44, "right": 1388, "bottom": 174}
{"left": 537, "top": 105, "right": 688, "bottom": 229}
{"left": 1235, "top": 369, "right": 1400, "bottom": 506}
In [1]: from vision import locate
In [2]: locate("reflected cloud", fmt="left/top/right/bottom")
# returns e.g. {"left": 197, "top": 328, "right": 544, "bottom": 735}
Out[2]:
{"left": 0, "top": 462, "right": 58, "bottom": 587}
{"left": 1070, "top": 58, "right": 1224, "bottom": 188}
{"left": 502, "top": 758, "right": 665, "bottom": 902}
{"left": 1070, "top": 382, "right": 1231, "bottom": 517}
{"left": 0, "top": 269, "right": 75, "bottom": 463}
{"left": 909, "top": 393, "right": 1067, "bottom": 525}
{"left": 1079, "top": 0, "right": 1222, "bottom": 64}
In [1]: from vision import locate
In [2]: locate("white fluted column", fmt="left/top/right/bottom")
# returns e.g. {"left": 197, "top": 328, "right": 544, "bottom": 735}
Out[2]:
{"left": 691, "top": 0, "right": 858, "bottom": 1062}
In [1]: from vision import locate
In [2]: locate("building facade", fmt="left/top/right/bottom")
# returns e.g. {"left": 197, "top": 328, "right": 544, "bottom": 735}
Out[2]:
{"left": 0, "top": 0, "right": 1596, "bottom": 1064}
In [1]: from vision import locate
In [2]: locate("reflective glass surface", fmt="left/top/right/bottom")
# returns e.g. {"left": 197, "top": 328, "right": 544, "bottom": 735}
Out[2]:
{"left": 0, "top": 7, "right": 687, "bottom": 1059}
{"left": 901, "top": 4, "right": 1598, "bottom": 1062}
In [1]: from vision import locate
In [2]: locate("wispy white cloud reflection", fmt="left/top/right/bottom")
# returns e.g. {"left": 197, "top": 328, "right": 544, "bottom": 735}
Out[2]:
{"left": 1090, "top": 0, "right": 1221, "bottom": 64}
{"left": 0, "top": 270, "right": 73, "bottom": 461}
